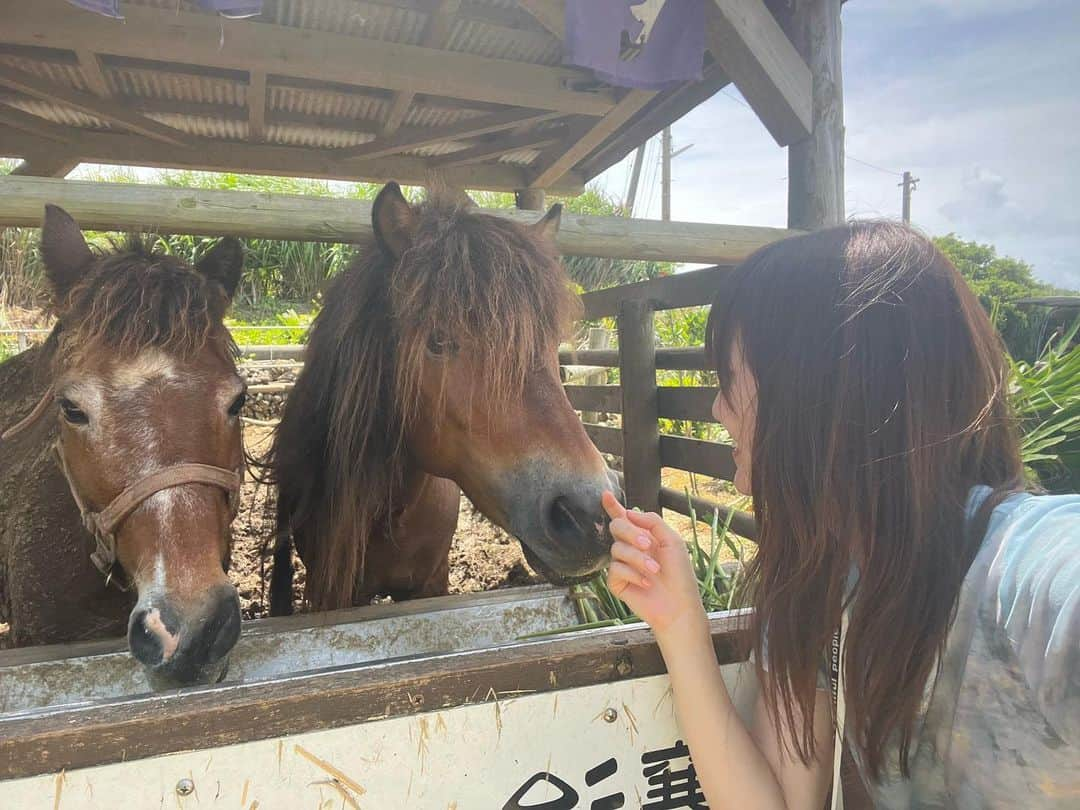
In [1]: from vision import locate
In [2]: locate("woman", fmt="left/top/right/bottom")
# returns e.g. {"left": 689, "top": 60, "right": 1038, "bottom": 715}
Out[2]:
{"left": 602, "top": 221, "right": 1078, "bottom": 808}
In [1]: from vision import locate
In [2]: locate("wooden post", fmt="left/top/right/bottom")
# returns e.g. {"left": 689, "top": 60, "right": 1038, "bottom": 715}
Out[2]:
{"left": 784, "top": 0, "right": 844, "bottom": 230}
{"left": 618, "top": 300, "right": 661, "bottom": 513}
{"left": 581, "top": 327, "right": 612, "bottom": 424}
{"left": 514, "top": 188, "right": 546, "bottom": 211}
{"left": 17, "top": 332, "right": 28, "bottom": 352}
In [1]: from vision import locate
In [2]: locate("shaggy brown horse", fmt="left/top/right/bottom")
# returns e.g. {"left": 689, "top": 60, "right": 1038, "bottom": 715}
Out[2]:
{"left": 0, "top": 206, "right": 246, "bottom": 684}
{"left": 269, "top": 183, "right": 618, "bottom": 614}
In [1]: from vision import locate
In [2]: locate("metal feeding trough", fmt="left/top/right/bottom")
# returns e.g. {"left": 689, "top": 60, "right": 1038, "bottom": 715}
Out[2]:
{"left": 0, "top": 586, "right": 754, "bottom": 808}
{"left": 0, "top": 585, "right": 578, "bottom": 716}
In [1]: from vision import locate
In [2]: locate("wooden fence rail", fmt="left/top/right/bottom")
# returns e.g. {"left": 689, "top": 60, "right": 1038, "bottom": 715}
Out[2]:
{"left": 0, "top": 176, "right": 798, "bottom": 264}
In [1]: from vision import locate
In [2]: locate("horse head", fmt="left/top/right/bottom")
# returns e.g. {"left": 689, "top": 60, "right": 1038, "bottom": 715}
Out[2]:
{"left": 39, "top": 205, "right": 245, "bottom": 683}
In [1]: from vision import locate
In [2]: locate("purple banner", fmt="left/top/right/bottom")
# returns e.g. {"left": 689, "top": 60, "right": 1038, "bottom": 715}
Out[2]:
{"left": 564, "top": 0, "right": 705, "bottom": 91}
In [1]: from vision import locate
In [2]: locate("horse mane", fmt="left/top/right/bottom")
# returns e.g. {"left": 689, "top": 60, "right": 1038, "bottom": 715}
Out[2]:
{"left": 58, "top": 237, "right": 237, "bottom": 360}
{"left": 270, "top": 191, "right": 579, "bottom": 610}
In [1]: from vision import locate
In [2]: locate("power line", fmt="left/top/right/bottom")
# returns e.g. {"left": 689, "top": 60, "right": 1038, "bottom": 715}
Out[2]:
{"left": 846, "top": 155, "right": 902, "bottom": 177}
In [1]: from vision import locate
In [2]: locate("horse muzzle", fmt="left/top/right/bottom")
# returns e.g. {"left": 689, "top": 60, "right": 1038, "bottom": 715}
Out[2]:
{"left": 128, "top": 584, "right": 241, "bottom": 685}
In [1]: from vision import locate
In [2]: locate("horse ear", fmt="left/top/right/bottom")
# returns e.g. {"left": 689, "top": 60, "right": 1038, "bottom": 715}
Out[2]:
{"left": 531, "top": 203, "right": 562, "bottom": 243}
{"left": 40, "top": 204, "right": 93, "bottom": 303}
{"left": 372, "top": 181, "right": 418, "bottom": 260}
{"left": 196, "top": 237, "right": 244, "bottom": 300}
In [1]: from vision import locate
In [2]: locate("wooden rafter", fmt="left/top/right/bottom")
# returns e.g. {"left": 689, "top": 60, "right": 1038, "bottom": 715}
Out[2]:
{"left": 381, "top": 0, "right": 461, "bottom": 138}
{"left": 75, "top": 49, "right": 111, "bottom": 98}
{"left": 0, "top": 128, "right": 586, "bottom": 194}
{"left": 582, "top": 62, "right": 731, "bottom": 179}
{"left": 3, "top": 1, "right": 613, "bottom": 116}
{"left": 429, "top": 128, "right": 563, "bottom": 168}
{"left": 705, "top": 0, "right": 811, "bottom": 146}
{"left": 517, "top": 0, "right": 565, "bottom": 40}
{"left": 337, "top": 108, "right": 559, "bottom": 160}
{"left": 0, "top": 103, "right": 73, "bottom": 142}
{"left": 0, "top": 62, "right": 190, "bottom": 147}
{"left": 528, "top": 89, "right": 655, "bottom": 189}
{"left": 9, "top": 153, "right": 79, "bottom": 178}
{"left": 248, "top": 70, "right": 267, "bottom": 141}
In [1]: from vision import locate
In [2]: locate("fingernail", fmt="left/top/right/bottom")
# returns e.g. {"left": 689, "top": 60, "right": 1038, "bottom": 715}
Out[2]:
{"left": 635, "top": 534, "right": 651, "bottom": 549}
{"left": 645, "top": 558, "right": 661, "bottom": 573}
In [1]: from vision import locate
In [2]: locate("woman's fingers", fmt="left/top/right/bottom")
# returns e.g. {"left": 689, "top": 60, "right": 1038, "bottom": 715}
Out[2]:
{"left": 608, "top": 517, "right": 653, "bottom": 550}
{"left": 611, "top": 539, "right": 661, "bottom": 575}
{"left": 601, "top": 490, "right": 627, "bottom": 521}
{"left": 607, "top": 560, "right": 651, "bottom": 594}
{"left": 624, "top": 510, "right": 681, "bottom": 545}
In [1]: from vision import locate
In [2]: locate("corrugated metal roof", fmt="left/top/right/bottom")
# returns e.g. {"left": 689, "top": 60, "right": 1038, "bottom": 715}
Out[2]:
{"left": 445, "top": 19, "right": 560, "bottom": 66}
{"left": 143, "top": 112, "right": 247, "bottom": 140}
{"left": 4, "top": 97, "right": 110, "bottom": 130}
{"left": 106, "top": 64, "right": 247, "bottom": 106}
{"left": 265, "top": 0, "right": 427, "bottom": 43}
{"left": 0, "top": 52, "right": 88, "bottom": 93}
{"left": 269, "top": 85, "right": 387, "bottom": 124}
{"left": 268, "top": 122, "right": 375, "bottom": 149}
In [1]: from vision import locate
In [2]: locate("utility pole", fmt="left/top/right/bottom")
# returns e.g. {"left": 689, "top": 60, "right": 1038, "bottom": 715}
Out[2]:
{"left": 661, "top": 126, "right": 672, "bottom": 221}
{"left": 624, "top": 144, "right": 646, "bottom": 216}
{"left": 900, "top": 171, "right": 919, "bottom": 223}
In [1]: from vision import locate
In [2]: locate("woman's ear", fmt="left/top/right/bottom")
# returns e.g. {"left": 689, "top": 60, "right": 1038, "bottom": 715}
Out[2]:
{"left": 372, "top": 182, "right": 418, "bottom": 260}
{"left": 196, "top": 237, "right": 245, "bottom": 301}
{"left": 40, "top": 204, "right": 93, "bottom": 306}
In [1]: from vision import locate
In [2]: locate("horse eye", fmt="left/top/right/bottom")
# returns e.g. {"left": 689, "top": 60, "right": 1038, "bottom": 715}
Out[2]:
{"left": 227, "top": 392, "right": 247, "bottom": 417}
{"left": 59, "top": 398, "right": 88, "bottom": 425}
{"left": 426, "top": 334, "right": 459, "bottom": 356}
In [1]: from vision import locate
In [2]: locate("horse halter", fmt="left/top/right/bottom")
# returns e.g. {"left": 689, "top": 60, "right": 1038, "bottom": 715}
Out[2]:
{"left": 2, "top": 386, "right": 243, "bottom": 591}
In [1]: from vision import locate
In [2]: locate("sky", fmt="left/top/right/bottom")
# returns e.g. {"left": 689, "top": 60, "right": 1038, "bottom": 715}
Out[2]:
{"left": 591, "top": 0, "right": 1080, "bottom": 290}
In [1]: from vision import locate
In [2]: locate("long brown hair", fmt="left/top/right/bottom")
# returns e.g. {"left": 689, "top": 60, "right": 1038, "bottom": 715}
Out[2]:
{"left": 268, "top": 189, "right": 577, "bottom": 610}
{"left": 706, "top": 221, "right": 1024, "bottom": 778}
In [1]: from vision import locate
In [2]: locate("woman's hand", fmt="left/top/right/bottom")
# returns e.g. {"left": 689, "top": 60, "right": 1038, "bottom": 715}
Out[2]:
{"left": 602, "top": 491, "right": 708, "bottom": 640}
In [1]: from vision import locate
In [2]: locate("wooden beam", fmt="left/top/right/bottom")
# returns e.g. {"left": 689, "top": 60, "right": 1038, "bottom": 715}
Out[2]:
{"left": 0, "top": 104, "right": 73, "bottom": 142}
{"left": 9, "top": 154, "right": 79, "bottom": 177}
{"left": 0, "top": 128, "right": 583, "bottom": 193}
{"left": 705, "top": 0, "right": 812, "bottom": 146}
{"left": 0, "top": 62, "right": 190, "bottom": 147}
{"left": 339, "top": 108, "right": 559, "bottom": 160}
{"left": 0, "top": 176, "right": 798, "bottom": 263}
{"left": 429, "top": 128, "right": 562, "bottom": 167}
{"left": 248, "top": 70, "right": 266, "bottom": 141}
{"left": 581, "top": 62, "right": 731, "bottom": 179}
{"left": 2, "top": 0, "right": 613, "bottom": 116}
{"left": 518, "top": 0, "right": 565, "bottom": 39}
{"left": 529, "top": 90, "right": 655, "bottom": 188}
{"left": 381, "top": 0, "right": 460, "bottom": 137}
{"left": 782, "top": 0, "right": 844, "bottom": 229}
{"left": 75, "top": 49, "right": 111, "bottom": 98}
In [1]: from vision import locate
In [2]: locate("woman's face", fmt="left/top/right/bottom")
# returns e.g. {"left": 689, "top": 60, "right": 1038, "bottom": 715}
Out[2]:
{"left": 712, "top": 341, "right": 757, "bottom": 496}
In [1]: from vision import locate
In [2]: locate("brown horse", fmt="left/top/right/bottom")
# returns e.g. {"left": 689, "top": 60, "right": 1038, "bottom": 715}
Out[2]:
{"left": 269, "top": 183, "right": 618, "bottom": 614}
{"left": 0, "top": 206, "right": 246, "bottom": 684}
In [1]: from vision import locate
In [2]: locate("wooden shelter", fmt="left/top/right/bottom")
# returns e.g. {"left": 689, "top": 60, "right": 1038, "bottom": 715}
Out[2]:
{"left": 0, "top": 0, "right": 843, "bottom": 226}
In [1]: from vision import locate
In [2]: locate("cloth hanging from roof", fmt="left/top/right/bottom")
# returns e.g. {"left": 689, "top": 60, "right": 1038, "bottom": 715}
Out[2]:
{"left": 563, "top": 0, "right": 705, "bottom": 91}
{"left": 66, "top": 0, "right": 263, "bottom": 19}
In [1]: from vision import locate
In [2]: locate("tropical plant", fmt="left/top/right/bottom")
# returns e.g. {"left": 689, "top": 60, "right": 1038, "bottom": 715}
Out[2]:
{"left": 1009, "top": 317, "right": 1080, "bottom": 492}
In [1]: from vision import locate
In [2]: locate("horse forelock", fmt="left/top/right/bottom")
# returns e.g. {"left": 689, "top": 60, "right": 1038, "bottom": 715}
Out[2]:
{"left": 58, "top": 237, "right": 236, "bottom": 364}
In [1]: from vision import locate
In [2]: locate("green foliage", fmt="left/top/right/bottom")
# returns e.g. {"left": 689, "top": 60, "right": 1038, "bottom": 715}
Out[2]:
{"left": 934, "top": 233, "right": 1053, "bottom": 359}
{"left": 1009, "top": 318, "right": 1080, "bottom": 492}
{"left": 226, "top": 309, "right": 315, "bottom": 348}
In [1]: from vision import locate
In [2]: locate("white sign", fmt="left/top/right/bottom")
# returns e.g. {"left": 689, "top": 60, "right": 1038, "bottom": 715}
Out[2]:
{"left": 1, "top": 667, "right": 757, "bottom": 808}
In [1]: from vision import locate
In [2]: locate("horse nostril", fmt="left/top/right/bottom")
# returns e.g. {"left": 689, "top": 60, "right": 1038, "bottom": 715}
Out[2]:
{"left": 128, "top": 607, "right": 179, "bottom": 667}
{"left": 548, "top": 495, "right": 586, "bottom": 539}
